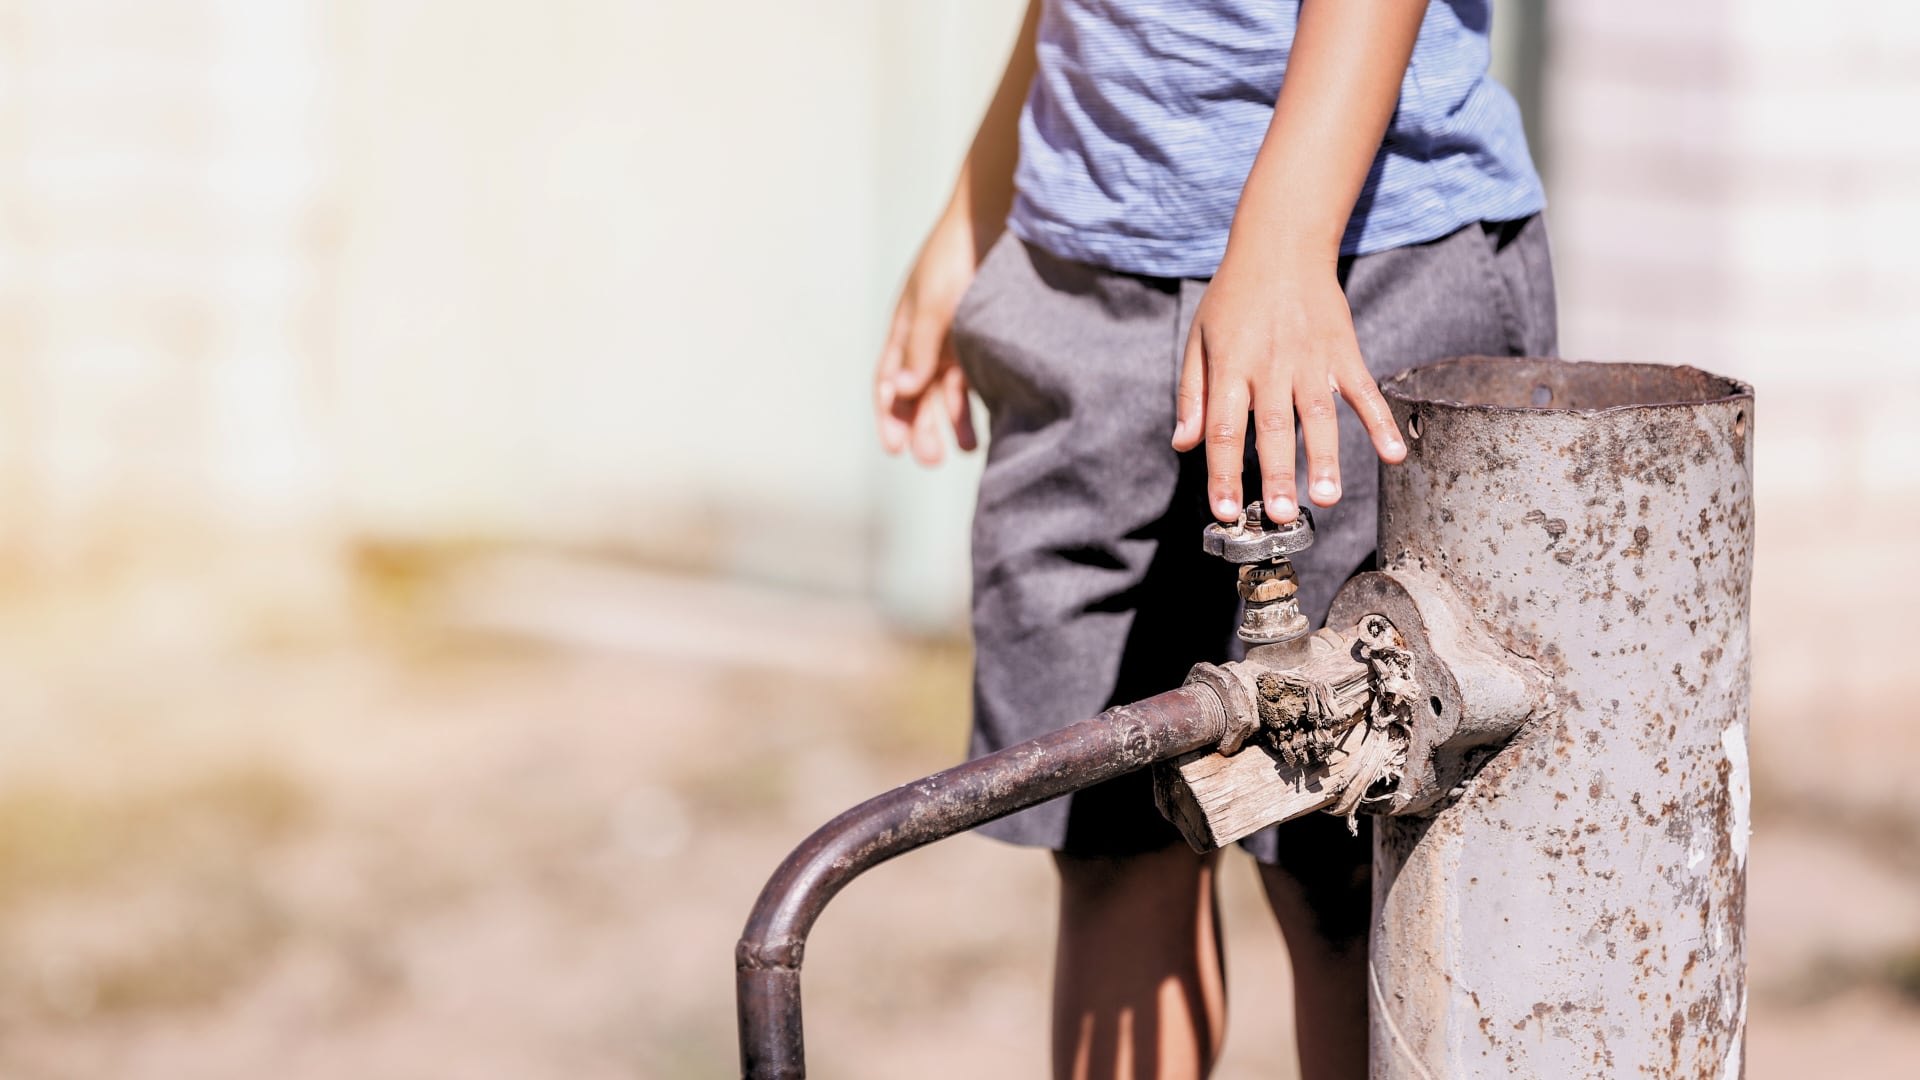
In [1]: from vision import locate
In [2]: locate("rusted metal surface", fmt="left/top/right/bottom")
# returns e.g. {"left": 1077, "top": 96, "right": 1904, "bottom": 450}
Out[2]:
{"left": 1256, "top": 627, "right": 1372, "bottom": 767}
{"left": 735, "top": 684, "right": 1226, "bottom": 1079}
{"left": 1236, "top": 560, "right": 1309, "bottom": 644}
{"left": 1158, "top": 562, "right": 1552, "bottom": 850}
{"left": 1155, "top": 627, "right": 1376, "bottom": 850}
{"left": 1329, "top": 569, "right": 1552, "bottom": 816}
{"left": 1369, "top": 357, "right": 1754, "bottom": 1079}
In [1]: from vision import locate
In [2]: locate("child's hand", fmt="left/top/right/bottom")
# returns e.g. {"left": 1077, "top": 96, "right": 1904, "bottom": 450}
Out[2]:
{"left": 874, "top": 213, "right": 980, "bottom": 466}
{"left": 1171, "top": 252, "right": 1406, "bottom": 523}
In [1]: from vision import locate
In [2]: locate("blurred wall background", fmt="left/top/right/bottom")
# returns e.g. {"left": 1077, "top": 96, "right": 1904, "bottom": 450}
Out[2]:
{"left": 0, "top": 0, "right": 1023, "bottom": 636}
{"left": 0, "top": 2, "right": 1914, "bottom": 1078}
{"left": 6, "top": 0, "right": 1914, "bottom": 628}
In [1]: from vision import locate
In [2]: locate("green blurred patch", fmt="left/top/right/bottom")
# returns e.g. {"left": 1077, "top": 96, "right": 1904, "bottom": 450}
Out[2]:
{"left": 638, "top": 1013, "right": 738, "bottom": 1080}
{"left": 0, "top": 763, "right": 308, "bottom": 905}
{"left": 0, "top": 762, "right": 313, "bottom": 1023}
{"left": 865, "top": 636, "right": 973, "bottom": 761}
{"left": 678, "top": 752, "right": 790, "bottom": 821}
{"left": 1885, "top": 945, "right": 1920, "bottom": 1004}
{"left": 350, "top": 540, "right": 469, "bottom": 614}
{"left": 82, "top": 885, "right": 287, "bottom": 1017}
{"left": 1773, "top": 944, "right": 1920, "bottom": 1009}
{"left": 669, "top": 635, "right": 972, "bottom": 825}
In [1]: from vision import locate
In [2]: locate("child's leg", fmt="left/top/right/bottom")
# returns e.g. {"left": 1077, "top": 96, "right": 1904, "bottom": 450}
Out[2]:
{"left": 1052, "top": 844, "right": 1226, "bottom": 1080}
{"left": 1256, "top": 816, "right": 1372, "bottom": 1080}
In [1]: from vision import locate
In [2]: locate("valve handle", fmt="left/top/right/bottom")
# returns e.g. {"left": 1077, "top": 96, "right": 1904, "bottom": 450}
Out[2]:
{"left": 1201, "top": 502, "right": 1315, "bottom": 564}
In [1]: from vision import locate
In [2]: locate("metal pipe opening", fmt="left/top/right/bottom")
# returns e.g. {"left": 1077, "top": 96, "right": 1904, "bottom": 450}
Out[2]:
{"left": 1384, "top": 355, "right": 1750, "bottom": 412}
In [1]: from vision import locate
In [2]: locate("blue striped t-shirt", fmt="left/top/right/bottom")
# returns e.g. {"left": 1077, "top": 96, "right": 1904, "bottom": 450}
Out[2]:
{"left": 1008, "top": 0, "right": 1546, "bottom": 278}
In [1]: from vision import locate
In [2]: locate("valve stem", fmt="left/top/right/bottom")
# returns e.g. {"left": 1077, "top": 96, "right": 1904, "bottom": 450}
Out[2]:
{"left": 1202, "top": 500, "right": 1315, "bottom": 662}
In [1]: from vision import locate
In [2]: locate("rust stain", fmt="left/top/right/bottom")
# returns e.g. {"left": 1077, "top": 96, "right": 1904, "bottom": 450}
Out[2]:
{"left": 1369, "top": 359, "right": 1751, "bottom": 1078}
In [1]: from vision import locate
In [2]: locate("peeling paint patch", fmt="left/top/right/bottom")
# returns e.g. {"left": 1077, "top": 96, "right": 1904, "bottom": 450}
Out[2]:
{"left": 1372, "top": 359, "right": 1752, "bottom": 1077}
{"left": 1720, "top": 722, "right": 1750, "bottom": 868}
{"left": 1720, "top": 987, "right": 1747, "bottom": 1079}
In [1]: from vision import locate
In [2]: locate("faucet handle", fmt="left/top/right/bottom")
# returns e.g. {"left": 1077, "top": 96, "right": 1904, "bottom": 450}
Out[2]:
{"left": 1202, "top": 502, "right": 1315, "bottom": 564}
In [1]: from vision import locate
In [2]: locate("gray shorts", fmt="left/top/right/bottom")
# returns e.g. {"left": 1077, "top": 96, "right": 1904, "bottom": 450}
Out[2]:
{"left": 950, "top": 217, "right": 1558, "bottom": 864}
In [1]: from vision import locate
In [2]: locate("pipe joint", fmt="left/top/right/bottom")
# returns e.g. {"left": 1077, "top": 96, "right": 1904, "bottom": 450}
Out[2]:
{"left": 1155, "top": 568, "right": 1554, "bottom": 849}
{"left": 1328, "top": 567, "right": 1554, "bottom": 816}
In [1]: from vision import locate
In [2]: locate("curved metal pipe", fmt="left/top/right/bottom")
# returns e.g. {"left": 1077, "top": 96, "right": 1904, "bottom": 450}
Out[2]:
{"left": 735, "top": 684, "right": 1226, "bottom": 1078}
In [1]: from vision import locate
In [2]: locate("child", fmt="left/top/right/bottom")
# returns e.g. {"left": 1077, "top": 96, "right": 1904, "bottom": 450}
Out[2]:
{"left": 874, "top": 2, "right": 1554, "bottom": 1077}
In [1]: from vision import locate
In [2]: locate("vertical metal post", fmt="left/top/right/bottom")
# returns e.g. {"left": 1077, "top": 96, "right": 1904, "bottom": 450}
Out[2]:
{"left": 1370, "top": 359, "right": 1753, "bottom": 1078}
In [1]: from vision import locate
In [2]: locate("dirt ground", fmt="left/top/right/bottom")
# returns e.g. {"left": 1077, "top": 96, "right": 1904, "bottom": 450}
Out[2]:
{"left": 0, "top": 550, "right": 1913, "bottom": 1079}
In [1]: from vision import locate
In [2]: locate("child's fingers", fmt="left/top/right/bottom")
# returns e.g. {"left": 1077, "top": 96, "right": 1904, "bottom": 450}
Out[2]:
{"left": 893, "top": 313, "right": 945, "bottom": 397}
{"left": 1252, "top": 383, "right": 1299, "bottom": 523}
{"left": 1203, "top": 362, "right": 1249, "bottom": 521}
{"left": 1296, "top": 371, "right": 1342, "bottom": 507}
{"left": 877, "top": 369, "right": 911, "bottom": 455}
{"left": 910, "top": 385, "right": 946, "bottom": 466}
{"left": 875, "top": 305, "right": 913, "bottom": 453}
{"left": 941, "top": 364, "right": 978, "bottom": 452}
{"left": 1334, "top": 358, "right": 1407, "bottom": 463}
{"left": 1173, "top": 325, "right": 1206, "bottom": 450}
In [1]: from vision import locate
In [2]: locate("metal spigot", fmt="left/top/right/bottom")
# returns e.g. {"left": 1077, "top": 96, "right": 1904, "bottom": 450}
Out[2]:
{"left": 1201, "top": 501, "right": 1315, "bottom": 565}
{"left": 1202, "top": 502, "right": 1315, "bottom": 662}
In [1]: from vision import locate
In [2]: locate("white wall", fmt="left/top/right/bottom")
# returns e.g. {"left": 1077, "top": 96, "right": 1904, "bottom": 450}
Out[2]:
{"left": 7, "top": 0, "right": 1914, "bottom": 642}
{"left": 0, "top": 0, "right": 1026, "bottom": 628}
{"left": 1547, "top": 0, "right": 1920, "bottom": 497}
{"left": 0, "top": 0, "right": 337, "bottom": 619}
{"left": 331, "top": 0, "right": 1021, "bottom": 620}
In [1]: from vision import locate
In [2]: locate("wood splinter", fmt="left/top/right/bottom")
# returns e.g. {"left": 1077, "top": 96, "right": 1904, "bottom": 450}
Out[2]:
{"left": 1154, "top": 628, "right": 1406, "bottom": 851}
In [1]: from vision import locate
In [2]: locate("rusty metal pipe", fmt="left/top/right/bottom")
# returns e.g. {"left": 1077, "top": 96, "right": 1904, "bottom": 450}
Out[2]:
{"left": 735, "top": 685, "right": 1226, "bottom": 1079}
{"left": 1369, "top": 358, "right": 1754, "bottom": 1077}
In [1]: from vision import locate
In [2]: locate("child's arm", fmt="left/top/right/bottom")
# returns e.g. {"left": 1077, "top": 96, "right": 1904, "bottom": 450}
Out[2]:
{"left": 1171, "top": 0, "right": 1427, "bottom": 522}
{"left": 875, "top": 1, "right": 1041, "bottom": 466}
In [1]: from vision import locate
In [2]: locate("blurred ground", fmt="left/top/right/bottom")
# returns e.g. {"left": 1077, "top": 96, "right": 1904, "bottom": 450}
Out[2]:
{"left": 0, "top": 548, "right": 1914, "bottom": 1079}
